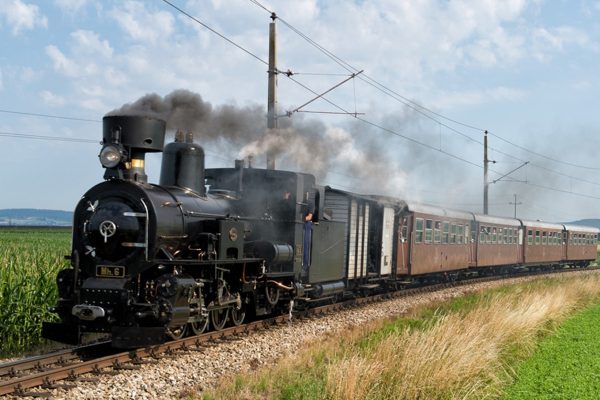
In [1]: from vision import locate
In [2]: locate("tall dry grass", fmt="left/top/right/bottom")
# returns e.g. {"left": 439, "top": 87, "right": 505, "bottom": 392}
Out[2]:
{"left": 326, "top": 274, "right": 600, "bottom": 400}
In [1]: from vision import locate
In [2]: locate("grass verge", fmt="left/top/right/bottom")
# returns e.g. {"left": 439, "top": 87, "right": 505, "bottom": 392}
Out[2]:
{"left": 198, "top": 272, "right": 600, "bottom": 400}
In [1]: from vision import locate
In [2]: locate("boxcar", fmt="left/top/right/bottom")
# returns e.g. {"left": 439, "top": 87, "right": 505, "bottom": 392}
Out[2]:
{"left": 323, "top": 189, "right": 403, "bottom": 289}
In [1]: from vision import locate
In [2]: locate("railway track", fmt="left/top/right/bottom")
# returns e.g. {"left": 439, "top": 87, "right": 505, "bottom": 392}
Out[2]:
{"left": 1, "top": 266, "right": 596, "bottom": 398}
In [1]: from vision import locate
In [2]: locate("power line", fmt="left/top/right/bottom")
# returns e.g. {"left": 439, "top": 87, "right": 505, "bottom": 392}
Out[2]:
{"left": 158, "top": 0, "right": 600, "bottom": 203}
{"left": 160, "top": 0, "right": 268, "bottom": 66}
{"left": 248, "top": 0, "right": 600, "bottom": 172}
{"left": 487, "top": 131, "right": 600, "bottom": 171}
{"left": 0, "top": 131, "right": 98, "bottom": 143}
{"left": 160, "top": 1, "right": 485, "bottom": 171}
{"left": 0, "top": 109, "right": 100, "bottom": 123}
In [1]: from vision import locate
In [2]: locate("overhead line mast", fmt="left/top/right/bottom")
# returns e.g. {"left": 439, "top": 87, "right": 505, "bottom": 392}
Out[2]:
{"left": 266, "top": 12, "right": 278, "bottom": 170}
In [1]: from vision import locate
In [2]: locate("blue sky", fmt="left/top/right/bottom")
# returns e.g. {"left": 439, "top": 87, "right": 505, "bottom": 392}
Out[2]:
{"left": 1, "top": 0, "right": 600, "bottom": 222}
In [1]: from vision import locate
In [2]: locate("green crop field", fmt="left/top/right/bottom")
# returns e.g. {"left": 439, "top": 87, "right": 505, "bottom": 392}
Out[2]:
{"left": 502, "top": 299, "right": 600, "bottom": 399}
{"left": 0, "top": 227, "right": 71, "bottom": 356}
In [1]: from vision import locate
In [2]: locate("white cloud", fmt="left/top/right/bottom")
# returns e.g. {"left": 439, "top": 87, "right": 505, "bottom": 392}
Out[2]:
{"left": 45, "top": 45, "right": 79, "bottom": 77}
{"left": 39, "top": 90, "right": 65, "bottom": 106}
{"left": 0, "top": 0, "right": 48, "bottom": 35}
{"left": 433, "top": 86, "right": 528, "bottom": 109}
{"left": 531, "top": 26, "right": 592, "bottom": 61}
{"left": 109, "top": 1, "right": 174, "bottom": 43}
{"left": 20, "top": 66, "right": 40, "bottom": 83}
{"left": 71, "top": 30, "right": 113, "bottom": 58}
{"left": 53, "top": 0, "right": 90, "bottom": 14}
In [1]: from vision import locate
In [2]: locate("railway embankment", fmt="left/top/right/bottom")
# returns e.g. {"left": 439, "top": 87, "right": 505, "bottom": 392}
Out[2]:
{"left": 202, "top": 270, "right": 600, "bottom": 400}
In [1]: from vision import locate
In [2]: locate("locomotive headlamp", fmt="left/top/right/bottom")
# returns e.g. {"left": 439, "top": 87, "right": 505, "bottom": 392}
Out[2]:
{"left": 99, "top": 144, "right": 125, "bottom": 168}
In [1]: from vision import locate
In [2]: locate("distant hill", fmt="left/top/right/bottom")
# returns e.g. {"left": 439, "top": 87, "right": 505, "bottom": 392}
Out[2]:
{"left": 0, "top": 209, "right": 73, "bottom": 226}
{"left": 564, "top": 219, "right": 600, "bottom": 230}
{"left": 1, "top": 208, "right": 599, "bottom": 230}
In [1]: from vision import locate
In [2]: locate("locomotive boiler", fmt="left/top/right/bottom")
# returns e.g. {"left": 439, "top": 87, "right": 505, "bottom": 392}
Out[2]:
{"left": 43, "top": 115, "right": 346, "bottom": 348}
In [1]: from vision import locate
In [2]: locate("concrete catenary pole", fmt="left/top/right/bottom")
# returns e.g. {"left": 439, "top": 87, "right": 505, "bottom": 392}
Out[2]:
{"left": 484, "top": 130, "right": 489, "bottom": 215}
{"left": 266, "top": 12, "right": 277, "bottom": 170}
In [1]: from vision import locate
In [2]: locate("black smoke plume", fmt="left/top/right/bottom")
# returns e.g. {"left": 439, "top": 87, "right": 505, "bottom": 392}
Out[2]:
{"left": 107, "top": 89, "right": 409, "bottom": 196}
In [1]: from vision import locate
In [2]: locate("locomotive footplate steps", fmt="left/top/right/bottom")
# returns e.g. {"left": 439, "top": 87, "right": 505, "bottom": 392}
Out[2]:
{"left": 41, "top": 322, "right": 80, "bottom": 345}
{"left": 359, "top": 284, "right": 380, "bottom": 290}
{"left": 111, "top": 327, "right": 165, "bottom": 349}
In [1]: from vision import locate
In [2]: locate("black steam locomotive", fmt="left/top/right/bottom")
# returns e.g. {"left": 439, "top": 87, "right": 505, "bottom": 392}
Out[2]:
{"left": 43, "top": 115, "right": 346, "bottom": 348}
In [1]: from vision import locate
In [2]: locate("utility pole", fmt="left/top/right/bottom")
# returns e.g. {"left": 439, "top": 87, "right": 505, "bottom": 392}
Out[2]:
{"left": 483, "top": 130, "right": 489, "bottom": 215}
{"left": 509, "top": 194, "right": 522, "bottom": 218}
{"left": 266, "top": 12, "right": 277, "bottom": 170}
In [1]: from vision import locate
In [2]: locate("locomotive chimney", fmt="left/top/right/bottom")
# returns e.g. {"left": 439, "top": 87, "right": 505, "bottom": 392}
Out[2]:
{"left": 100, "top": 115, "right": 166, "bottom": 184}
{"left": 159, "top": 130, "right": 206, "bottom": 196}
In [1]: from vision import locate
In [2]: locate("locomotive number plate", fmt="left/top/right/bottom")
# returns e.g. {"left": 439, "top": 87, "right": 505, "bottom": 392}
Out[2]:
{"left": 96, "top": 265, "right": 125, "bottom": 278}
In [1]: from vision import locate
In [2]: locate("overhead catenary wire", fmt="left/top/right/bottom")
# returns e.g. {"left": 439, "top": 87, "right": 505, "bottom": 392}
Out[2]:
{"left": 0, "top": 109, "right": 100, "bottom": 123}
{"left": 3, "top": 0, "right": 597, "bottom": 206}
{"left": 247, "top": 0, "right": 600, "bottom": 172}
{"left": 0, "top": 131, "right": 99, "bottom": 143}
{"left": 157, "top": 0, "right": 596, "bottom": 189}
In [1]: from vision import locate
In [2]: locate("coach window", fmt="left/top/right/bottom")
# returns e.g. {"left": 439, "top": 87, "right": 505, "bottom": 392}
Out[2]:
{"left": 542, "top": 232, "right": 547, "bottom": 245}
{"left": 535, "top": 230, "right": 540, "bottom": 245}
{"left": 451, "top": 223, "right": 457, "bottom": 244}
{"left": 527, "top": 230, "right": 533, "bottom": 244}
{"left": 456, "top": 225, "right": 463, "bottom": 244}
{"left": 465, "top": 225, "right": 470, "bottom": 244}
{"left": 491, "top": 227, "right": 496, "bottom": 243}
{"left": 442, "top": 222, "right": 449, "bottom": 244}
{"left": 415, "top": 219, "right": 423, "bottom": 243}
{"left": 434, "top": 221, "right": 441, "bottom": 243}
{"left": 479, "top": 226, "right": 484, "bottom": 244}
{"left": 425, "top": 220, "right": 433, "bottom": 243}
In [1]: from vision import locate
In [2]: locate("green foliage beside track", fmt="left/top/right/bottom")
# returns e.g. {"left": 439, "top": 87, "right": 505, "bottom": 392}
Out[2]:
{"left": 0, "top": 228, "right": 71, "bottom": 356}
{"left": 502, "top": 300, "right": 600, "bottom": 399}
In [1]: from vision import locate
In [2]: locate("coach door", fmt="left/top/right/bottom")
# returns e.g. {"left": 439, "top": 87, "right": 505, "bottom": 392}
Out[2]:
{"left": 396, "top": 214, "right": 410, "bottom": 275}
{"left": 380, "top": 207, "right": 394, "bottom": 276}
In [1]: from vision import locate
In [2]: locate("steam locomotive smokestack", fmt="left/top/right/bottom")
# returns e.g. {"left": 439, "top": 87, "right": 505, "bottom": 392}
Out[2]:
{"left": 101, "top": 115, "right": 166, "bottom": 184}
{"left": 159, "top": 130, "right": 206, "bottom": 196}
